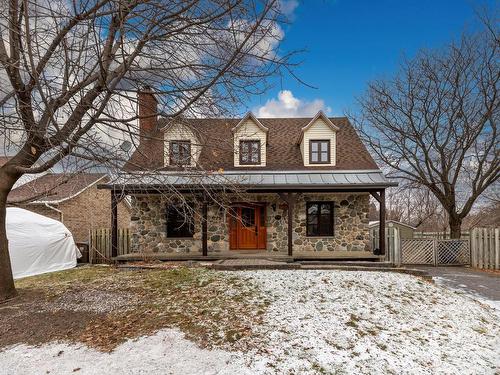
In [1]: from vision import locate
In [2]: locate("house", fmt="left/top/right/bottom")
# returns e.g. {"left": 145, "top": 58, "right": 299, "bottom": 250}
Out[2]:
{"left": 100, "top": 90, "right": 396, "bottom": 259}
{"left": 8, "top": 173, "right": 130, "bottom": 243}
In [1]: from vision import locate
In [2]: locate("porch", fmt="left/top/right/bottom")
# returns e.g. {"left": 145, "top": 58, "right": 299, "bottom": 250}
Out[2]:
{"left": 99, "top": 170, "right": 396, "bottom": 261}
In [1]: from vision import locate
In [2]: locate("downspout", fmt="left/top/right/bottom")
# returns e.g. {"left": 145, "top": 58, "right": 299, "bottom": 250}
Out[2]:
{"left": 44, "top": 203, "right": 64, "bottom": 222}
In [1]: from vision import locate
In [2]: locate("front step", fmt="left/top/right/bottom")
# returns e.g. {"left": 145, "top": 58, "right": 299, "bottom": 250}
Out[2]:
{"left": 299, "top": 261, "right": 394, "bottom": 268}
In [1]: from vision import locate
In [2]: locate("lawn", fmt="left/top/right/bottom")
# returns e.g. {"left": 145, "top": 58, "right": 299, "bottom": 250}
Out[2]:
{"left": 0, "top": 265, "right": 499, "bottom": 374}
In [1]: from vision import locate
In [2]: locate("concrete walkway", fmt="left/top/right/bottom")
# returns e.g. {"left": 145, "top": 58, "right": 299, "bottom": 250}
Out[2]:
{"left": 415, "top": 266, "right": 500, "bottom": 303}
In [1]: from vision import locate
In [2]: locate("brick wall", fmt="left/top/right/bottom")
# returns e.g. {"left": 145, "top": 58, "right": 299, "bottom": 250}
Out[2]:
{"left": 20, "top": 184, "right": 130, "bottom": 243}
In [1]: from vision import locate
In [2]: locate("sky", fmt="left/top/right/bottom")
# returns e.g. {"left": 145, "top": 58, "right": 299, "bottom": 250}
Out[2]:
{"left": 250, "top": 0, "right": 494, "bottom": 117}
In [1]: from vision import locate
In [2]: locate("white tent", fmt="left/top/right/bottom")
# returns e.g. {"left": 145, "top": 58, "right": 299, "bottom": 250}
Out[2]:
{"left": 6, "top": 207, "right": 81, "bottom": 279}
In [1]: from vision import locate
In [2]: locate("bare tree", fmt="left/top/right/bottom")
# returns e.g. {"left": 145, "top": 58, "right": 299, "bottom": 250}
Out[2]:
{"left": 0, "top": 0, "right": 297, "bottom": 301}
{"left": 354, "top": 17, "right": 499, "bottom": 239}
{"left": 369, "top": 184, "right": 443, "bottom": 228}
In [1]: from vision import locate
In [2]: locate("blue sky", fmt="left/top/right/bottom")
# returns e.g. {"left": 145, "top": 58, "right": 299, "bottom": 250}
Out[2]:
{"left": 251, "top": 0, "right": 493, "bottom": 117}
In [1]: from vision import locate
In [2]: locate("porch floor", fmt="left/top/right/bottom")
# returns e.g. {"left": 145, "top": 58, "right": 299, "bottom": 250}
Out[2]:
{"left": 114, "top": 251, "right": 385, "bottom": 263}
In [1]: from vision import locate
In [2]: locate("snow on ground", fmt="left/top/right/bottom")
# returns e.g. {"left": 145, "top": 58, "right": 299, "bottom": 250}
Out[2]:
{"left": 240, "top": 270, "right": 500, "bottom": 374}
{"left": 1, "top": 270, "right": 499, "bottom": 375}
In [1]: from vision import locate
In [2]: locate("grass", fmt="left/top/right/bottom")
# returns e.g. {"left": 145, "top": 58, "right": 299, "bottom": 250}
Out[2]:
{"left": 4, "top": 265, "right": 267, "bottom": 352}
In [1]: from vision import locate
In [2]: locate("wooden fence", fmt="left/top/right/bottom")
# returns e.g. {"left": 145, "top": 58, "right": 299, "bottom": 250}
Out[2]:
{"left": 414, "top": 231, "right": 470, "bottom": 240}
{"left": 470, "top": 228, "right": 499, "bottom": 270}
{"left": 88, "top": 228, "right": 131, "bottom": 264}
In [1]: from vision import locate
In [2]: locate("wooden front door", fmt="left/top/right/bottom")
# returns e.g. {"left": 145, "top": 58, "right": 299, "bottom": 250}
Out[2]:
{"left": 229, "top": 204, "right": 266, "bottom": 250}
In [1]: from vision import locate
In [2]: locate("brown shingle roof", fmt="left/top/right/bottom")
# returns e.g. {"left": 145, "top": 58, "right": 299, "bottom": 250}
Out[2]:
{"left": 0, "top": 156, "right": 11, "bottom": 167}
{"left": 7, "top": 173, "right": 106, "bottom": 204}
{"left": 124, "top": 117, "right": 379, "bottom": 171}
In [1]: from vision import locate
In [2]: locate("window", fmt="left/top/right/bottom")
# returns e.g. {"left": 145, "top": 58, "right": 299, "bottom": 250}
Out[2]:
{"left": 170, "top": 140, "right": 191, "bottom": 165}
{"left": 166, "top": 204, "right": 194, "bottom": 237}
{"left": 306, "top": 202, "right": 334, "bottom": 236}
{"left": 309, "top": 140, "right": 330, "bottom": 164}
{"left": 239, "top": 140, "right": 261, "bottom": 165}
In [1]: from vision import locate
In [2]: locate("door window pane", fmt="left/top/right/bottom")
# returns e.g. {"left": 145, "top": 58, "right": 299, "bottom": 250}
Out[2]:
{"left": 241, "top": 207, "right": 255, "bottom": 227}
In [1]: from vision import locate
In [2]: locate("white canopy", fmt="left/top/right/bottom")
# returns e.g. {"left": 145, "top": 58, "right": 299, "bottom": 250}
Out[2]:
{"left": 6, "top": 207, "right": 81, "bottom": 279}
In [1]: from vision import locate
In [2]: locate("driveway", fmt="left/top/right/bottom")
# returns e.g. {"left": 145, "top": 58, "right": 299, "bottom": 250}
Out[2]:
{"left": 415, "top": 266, "right": 500, "bottom": 307}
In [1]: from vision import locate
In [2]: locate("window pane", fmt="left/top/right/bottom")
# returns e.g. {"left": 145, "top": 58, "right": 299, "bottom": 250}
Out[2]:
{"left": 311, "top": 152, "right": 318, "bottom": 162}
{"left": 320, "top": 203, "right": 331, "bottom": 215}
{"left": 166, "top": 204, "right": 194, "bottom": 237}
{"left": 307, "top": 224, "right": 319, "bottom": 236}
{"left": 241, "top": 207, "right": 255, "bottom": 227}
{"left": 307, "top": 203, "right": 318, "bottom": 216}
{"left": 171, "top": 141, "right": 191, "bottom": 165}
{"left": 240, "top": 141, "right": 260, "bottom": 164}
{"left": 311, "top": 142, "right": 318, "bottom": 152}
{"left": 307, "top": 202, "right": 334, "bottom": 236}
{"left": 319, "top": 220, "right": 332, "bottom": 236}
{"left": 320, "top": 151, "right": 328, "bottom": 162}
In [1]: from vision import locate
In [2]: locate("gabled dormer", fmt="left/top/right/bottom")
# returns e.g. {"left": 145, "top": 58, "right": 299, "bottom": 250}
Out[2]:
{"left": 232, "top": 112, "right": 268, "bottom": 167}
{"left": 298, "top": 111, "right": 339, "bottom": 167}
{"left": 162, "top": 121, "right": 201, "bottom": 167}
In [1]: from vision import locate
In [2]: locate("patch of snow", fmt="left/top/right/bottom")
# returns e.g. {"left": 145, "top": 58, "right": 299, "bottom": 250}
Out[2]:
{"left": 237, "top": 270, "right": 500, "bottom": 374}
{"left": 0, "top": 329, "right": 250, "bottom": 375}
{"left": 1, "top": 271, "right": 499, "bottom": 374}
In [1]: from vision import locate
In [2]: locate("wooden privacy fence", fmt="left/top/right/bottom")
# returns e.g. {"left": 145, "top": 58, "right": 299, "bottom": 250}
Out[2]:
{"left": 470, "top": 228, "right": 499, "bottom": 270}
{"left": 371, "top": 226, "right": 399, "bottom": 263}
{"left": 89, "top": 228, "right": 131, "bottom": 264}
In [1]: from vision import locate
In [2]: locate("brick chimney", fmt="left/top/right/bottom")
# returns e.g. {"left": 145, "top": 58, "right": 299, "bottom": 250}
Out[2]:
{"left": 137, "top": 87, "right": 158, "bottom": 139}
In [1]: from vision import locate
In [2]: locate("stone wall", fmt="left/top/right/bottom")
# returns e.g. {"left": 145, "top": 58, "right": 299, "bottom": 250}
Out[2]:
{"left": 129, "top": 193, "right": 370, "bottom": 254}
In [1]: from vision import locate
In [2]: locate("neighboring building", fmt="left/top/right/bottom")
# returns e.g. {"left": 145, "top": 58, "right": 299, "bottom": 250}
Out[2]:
{"left": 8, "top": 173, "right": 130, "bottom": 242}
{"left": 369, "top": 220, "right": 416, "bottom": 240}
{"left": 101, "top": 90, "right": 396, "bottom": 259}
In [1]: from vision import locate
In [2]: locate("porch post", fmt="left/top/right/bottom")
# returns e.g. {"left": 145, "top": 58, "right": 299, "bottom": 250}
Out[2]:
{"left": 278, "top": 192, "right": 297, "bottom": 257}
{"left": 379, "top": 189, "right": 386, "bottom": 256}
{"left": 111, "top": 191, "right": 118, "bottom": 259}
{"left": 202, "top": 194, "right": 208, "bottom": 256}
{"left": 287, "top": 195, "right": 295, "bottom": 257}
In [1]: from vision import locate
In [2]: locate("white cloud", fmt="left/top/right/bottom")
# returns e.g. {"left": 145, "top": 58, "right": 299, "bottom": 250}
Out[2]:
{"left": 255, "top": 90, "right": 331, "bottom": 117}
{"left": 278, "top": 0, "right": 299, "bottom": 18}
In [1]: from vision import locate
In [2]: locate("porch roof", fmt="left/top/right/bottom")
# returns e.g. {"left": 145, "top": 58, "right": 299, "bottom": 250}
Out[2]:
{"left": 99, "top": 169, "right": 396, "bottom": 192}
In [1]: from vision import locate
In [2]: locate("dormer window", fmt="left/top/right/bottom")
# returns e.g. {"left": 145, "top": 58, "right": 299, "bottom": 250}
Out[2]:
{"left": 239, "top": 140, "right": 261, "bottom": 165}
{"left": 309, "top": 140, "right": 330, "bottom": 164}
{"left": 169, "top": 140, "right": 191, "bottom": 166}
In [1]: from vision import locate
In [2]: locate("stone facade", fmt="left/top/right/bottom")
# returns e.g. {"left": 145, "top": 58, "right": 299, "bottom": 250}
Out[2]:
{"left": 130, "top": 193, "right": 370, "bottom": 254}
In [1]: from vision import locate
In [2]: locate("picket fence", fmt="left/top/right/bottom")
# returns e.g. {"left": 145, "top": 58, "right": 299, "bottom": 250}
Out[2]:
{"left": 88, "top": 228, "right": 131, "bottom": 264}
{"left": 469, "top": 228, "right": 499, "bottom": 270}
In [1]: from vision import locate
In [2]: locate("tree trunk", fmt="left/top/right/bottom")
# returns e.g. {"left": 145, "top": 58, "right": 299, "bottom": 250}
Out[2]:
{"left": 449, "top": 216, "right": 462, "bottom": 239}
{"left": 0, "top": 188, "right": 17, "bottom": 302}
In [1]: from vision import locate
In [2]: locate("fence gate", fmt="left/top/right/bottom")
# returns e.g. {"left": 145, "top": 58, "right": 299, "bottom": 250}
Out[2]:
{"left": 398, "top": 239, "right": 470, "bottom": 266}
{"left": 400, "top": 239, "right": 435, "bottom": 265}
